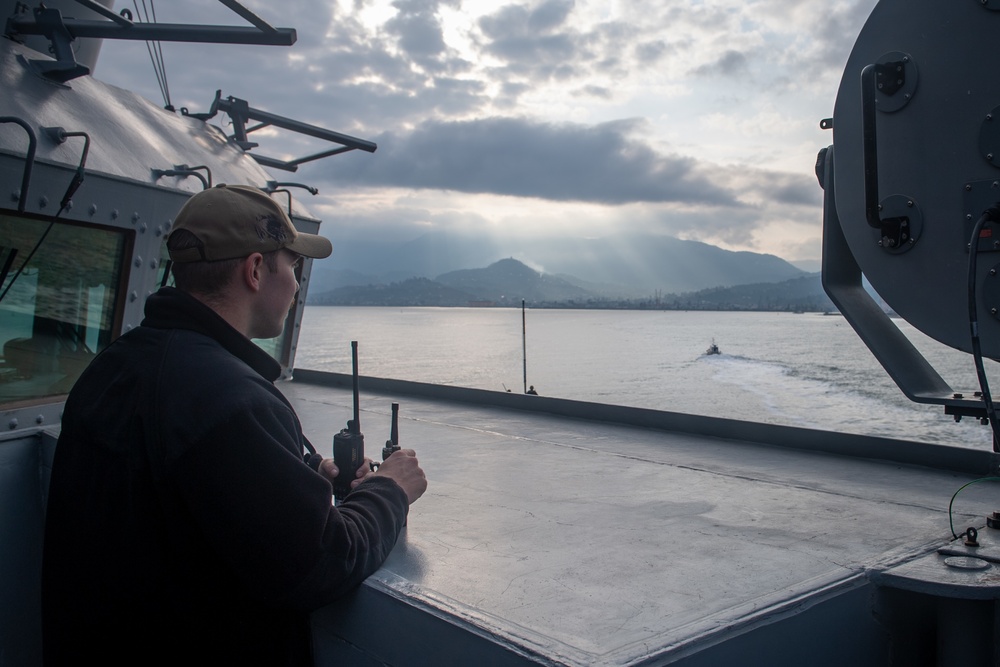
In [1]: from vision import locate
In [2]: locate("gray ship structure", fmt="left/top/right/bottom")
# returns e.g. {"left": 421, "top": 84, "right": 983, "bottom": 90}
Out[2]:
{"left": 2, "top": 1, "right": 1000, "bottom": 665}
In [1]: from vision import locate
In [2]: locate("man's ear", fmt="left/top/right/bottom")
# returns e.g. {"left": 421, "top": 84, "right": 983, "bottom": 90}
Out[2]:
{"left": 241, "top": 253, "right": 265, "bottom": 293}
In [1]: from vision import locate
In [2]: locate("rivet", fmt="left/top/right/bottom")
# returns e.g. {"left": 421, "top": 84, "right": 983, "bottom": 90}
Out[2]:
{"left": 38, "top": 196, "right": 48, "bottom": 208}
{"left": 991, "top": 269, "right": 997, "bottom": 275}
{"left": 906, "top": 200, "right": 913, "bottom": 207}
{"left": 993, "top": 308, "right": 998, "bottom": 315}
{"left": 902, "top": 56, "right": 909, "bottom": 63}
{"left": 878, "top": 240, "right": 884, "bottom": 247}
{"left": 111, "top": 209, "right": 119, "bottom": 220}
{"left": 129, "top": 291, "right": 138, "bottom": 302}
{"left": 150, "top": 258, "right": 158, "bottom": 269}
{"left": 968, "top": 214, "right": 974, "bottom": 220}
{"left": 8, "top": 419, "right": 17, "bottom": 430}
{"left": 134, "top": 256, "right": 143, "bottom": 268}
{"left": 125, "top": 324, "right": 133, "bottom": 331}
{"left": 10, "top": 190, "right": 19, "bottom": 202}
{"left": 35, "top": 415, "right": 44, "bottom": 425}
{"left": 89, "top": 203, "right": 98, "bottom": 216}
{"left": 131, "top": 212, "right": 141, "bottom": 223}
{"left": 139, "top": 222, "right": 147, "bottom": 233}
{"left": 967, "top": 184, "right": 974, "bottom": 191}
{"left": 64, "top": 200, "right": 73, "bottom": 210}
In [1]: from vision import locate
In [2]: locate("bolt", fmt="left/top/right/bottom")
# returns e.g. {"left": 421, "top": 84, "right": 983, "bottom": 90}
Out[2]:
{"left": 134, "top": 257, "right": 143, "bottom": 268}
{"left": 131, "top": 212, "right": 140, "bottom": 223}
{"left": 7, "top": 419, "right": 17, "bottom": 430}
{"left": 129, "top": 291, "right": 138, "bottom": 302}
{"left": 909, "top": 238, "right": 916, "bottom": 244}
{"left": 38, "top": 196, "right": 48, "bottom": 208}
{"left": 111, "top": 209, "right": 119, "bottom": 220}
{"left": 878, "top": 240, "right": 884, "bottom": 247}
{"left": 967, "top": 184, "right": 974, "bottom": 191}
{"left": 88, "top": 203, "right": 98, "bottom": 216}
{"left": 902, "top": 56, "right": 909, "bottom": 63}
{"left": 992, "top": 308, "right": 997, "bottom": 315}
{"left": 139, "top": 222, "right": 147, "bottom": 233}
{"left": 35, "top": 415, "right": 43, "bottom": 425}
{"left": 907, "top": 200, "right": 913, "bottom": 207}
{"left": 150, "top": 258, "right": 158, "bottom": 269}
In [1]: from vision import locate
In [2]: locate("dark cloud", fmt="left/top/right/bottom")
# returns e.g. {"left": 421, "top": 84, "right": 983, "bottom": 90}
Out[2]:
{"left": 692, "top": 50, "right": 750, "bottom": 78}
{"left": 634, "top": 40, "right": 669, "bottom": 64}
{"left": 306, "top": 117, "right": 740, "bottom": 206}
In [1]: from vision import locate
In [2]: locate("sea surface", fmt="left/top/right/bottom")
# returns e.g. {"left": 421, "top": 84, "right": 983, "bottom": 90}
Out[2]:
{"left": 296, "top": 307, "right": 999, "bottom": 450}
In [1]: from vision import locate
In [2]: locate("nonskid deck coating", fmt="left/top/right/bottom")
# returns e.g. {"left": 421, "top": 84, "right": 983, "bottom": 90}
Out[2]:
{"left": 282, "top": 379, "right": 995, "bottom": 664}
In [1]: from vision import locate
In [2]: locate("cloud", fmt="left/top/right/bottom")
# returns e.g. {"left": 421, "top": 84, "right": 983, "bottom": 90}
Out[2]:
{"left": 308, "top": 116, "right": 740, "bottom": 205}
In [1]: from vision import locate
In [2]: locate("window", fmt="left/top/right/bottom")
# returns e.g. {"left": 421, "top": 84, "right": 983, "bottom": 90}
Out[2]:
{"left": 0, "top": 215, "right": 128, "bottom": 405}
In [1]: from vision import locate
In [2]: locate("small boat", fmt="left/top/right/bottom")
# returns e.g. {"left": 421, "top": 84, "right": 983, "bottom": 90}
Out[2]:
{"left": 705, "top": 339, "right": 721, "bottom": 355}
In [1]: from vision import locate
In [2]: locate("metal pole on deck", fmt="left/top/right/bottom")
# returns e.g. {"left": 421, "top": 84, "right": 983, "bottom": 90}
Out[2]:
{"left": 522, "top": 299, "right": 527, "bottom": 394}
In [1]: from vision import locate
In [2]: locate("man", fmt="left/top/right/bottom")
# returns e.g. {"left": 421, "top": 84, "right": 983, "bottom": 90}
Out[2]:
{"left": 42, "top": 184, "right": 426, "bottom": 666}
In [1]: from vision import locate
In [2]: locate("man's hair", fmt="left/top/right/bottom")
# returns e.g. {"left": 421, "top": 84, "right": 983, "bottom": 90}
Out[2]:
{"left": 168, "top": 229, "right": 278, "bottom": 299}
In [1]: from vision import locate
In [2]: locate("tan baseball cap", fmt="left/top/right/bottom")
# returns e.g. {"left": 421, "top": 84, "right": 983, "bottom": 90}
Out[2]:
{"left": 167, "top": 184, "right": 332, "bottom": 263}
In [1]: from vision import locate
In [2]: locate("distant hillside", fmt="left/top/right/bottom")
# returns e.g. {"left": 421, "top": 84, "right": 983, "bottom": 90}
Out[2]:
{"left": 661, "top": 274, "right": 835, "bottom": 311}
{"left": 307, "top": 260, "right": 835, "bottom": 312}
{"left": 436, "top": 258, "right": 590, "bottom": 304}
{"left": 316, "top": 231, "right": 804, "bottom": 296}
{"left": 310, "top": 277, "right": 474, "bottom": 306}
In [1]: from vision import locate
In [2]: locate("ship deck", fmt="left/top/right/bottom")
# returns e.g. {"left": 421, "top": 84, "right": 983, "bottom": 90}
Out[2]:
{"left": 283, "top": 371, "right": 1000, "bottom": 666}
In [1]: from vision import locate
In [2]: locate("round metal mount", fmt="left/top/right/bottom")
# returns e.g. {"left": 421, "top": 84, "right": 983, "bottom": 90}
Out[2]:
{"left": 872, "top": 194, "right": 922, "bottom": 253}
{"left": 978, "top": 105, "right": 1000, "bottom": 168}
{"left": 982, "top": 262, "right": 1000, "bottom": 320}
{"left": 873, "top": 51, "right": 918, "bottom": 113}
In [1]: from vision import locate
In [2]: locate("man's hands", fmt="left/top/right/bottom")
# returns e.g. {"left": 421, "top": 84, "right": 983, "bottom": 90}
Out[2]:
{"left": 319, "top": 449, "right": 427, "bottom": 505}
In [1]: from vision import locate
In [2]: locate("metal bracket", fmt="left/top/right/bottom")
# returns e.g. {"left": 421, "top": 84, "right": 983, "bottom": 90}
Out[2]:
{"left": 5, "top": 0, "right": 296, "bottom": 83}
{"left": 183, "top": 92, "right": 377, "bottom": 172}
{"left": 819, "top": 144, "right": 987, "bottom": 416}
{"left": 151, "top": 165, "right": 213, "bottom": 190}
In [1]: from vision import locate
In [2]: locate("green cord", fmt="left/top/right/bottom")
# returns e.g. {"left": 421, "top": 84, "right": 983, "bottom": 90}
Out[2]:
{"left": 949, "top": 476, "right": 1000, "bottom": 540}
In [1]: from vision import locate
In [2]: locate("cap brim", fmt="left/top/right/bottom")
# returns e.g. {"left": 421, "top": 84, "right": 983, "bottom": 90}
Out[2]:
{"left": 287, "top": 233, "right": 333, "bottom": 259}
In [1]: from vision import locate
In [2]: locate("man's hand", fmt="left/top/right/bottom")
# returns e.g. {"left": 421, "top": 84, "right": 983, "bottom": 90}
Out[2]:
{"left": 319, "top": 450, "right": 426, "bottom": 505}
{"left": 319, "top": 457, "right": 372, "bottom": 485}
{"left": 371, "top": 449, "right": 426, "bottom": 505}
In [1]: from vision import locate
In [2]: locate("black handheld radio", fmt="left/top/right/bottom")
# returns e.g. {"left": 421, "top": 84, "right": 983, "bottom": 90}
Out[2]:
{"left": 382, "top": 403, "right": 401, "bottom": 461}
{"left": 332, "top": 341, "right": 364, "bottom": 502}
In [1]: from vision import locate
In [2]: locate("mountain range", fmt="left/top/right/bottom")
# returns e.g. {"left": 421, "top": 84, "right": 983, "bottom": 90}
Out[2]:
{"left": 310, "top": 231, "right": 807, "bottom": 299}
{"left": 308, "top": 256, "right": 835, "bottom": 311}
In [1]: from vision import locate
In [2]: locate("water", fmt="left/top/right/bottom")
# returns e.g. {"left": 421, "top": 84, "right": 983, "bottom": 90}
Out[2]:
{"left": 296, "top": 307, "right": 998, "bottom": 449}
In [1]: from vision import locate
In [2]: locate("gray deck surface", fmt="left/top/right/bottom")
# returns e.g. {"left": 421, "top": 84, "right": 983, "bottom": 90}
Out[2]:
{"left": 282, "top": 379, "right": 996, "bottom": 665}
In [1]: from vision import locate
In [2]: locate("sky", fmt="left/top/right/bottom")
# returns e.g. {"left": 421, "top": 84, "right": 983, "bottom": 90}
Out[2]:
{"left": 93, "top": 0, "right": 880, "bottom": 267}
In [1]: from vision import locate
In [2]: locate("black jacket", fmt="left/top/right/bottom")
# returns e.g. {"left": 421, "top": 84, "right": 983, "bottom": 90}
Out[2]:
{"left": 42, "top": 287, "right": 408, "bottom": 666}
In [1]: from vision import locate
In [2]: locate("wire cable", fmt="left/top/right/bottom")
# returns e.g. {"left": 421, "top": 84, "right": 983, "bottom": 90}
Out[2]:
{"left": 949, "top": 476, "right": 1000, "bottom": 540}
{"left": 967, "top": 208, "right": 1000, "bottom": 452}
{"left": 133, "top": 0, "right": 171, "bottom": 109}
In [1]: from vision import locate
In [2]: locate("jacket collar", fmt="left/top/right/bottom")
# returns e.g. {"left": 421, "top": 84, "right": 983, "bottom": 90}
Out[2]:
{"left": 141, "top": 287, "right": 282, "bottom": 382}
